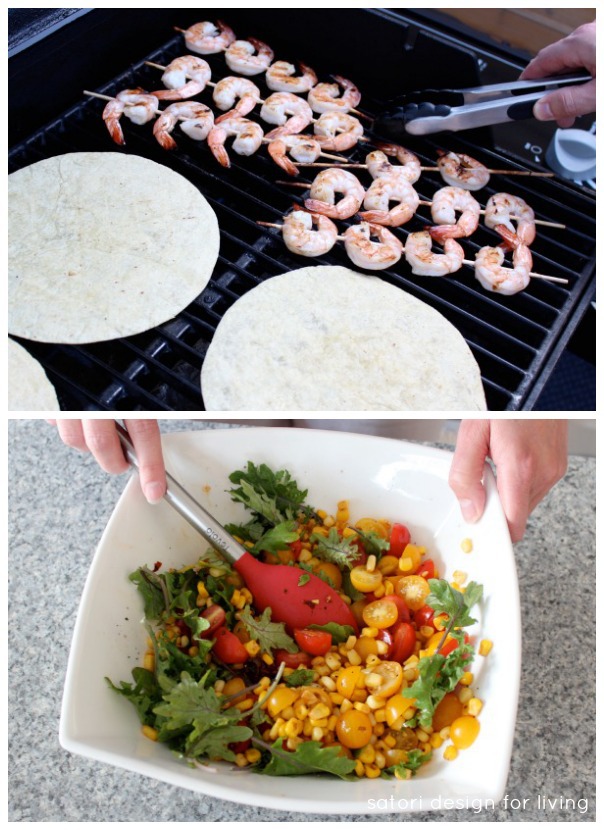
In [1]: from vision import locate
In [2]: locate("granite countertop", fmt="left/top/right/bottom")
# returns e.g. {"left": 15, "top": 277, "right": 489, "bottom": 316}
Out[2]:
{"left": 8, "top": 420, "right": 595, "bottom": 822}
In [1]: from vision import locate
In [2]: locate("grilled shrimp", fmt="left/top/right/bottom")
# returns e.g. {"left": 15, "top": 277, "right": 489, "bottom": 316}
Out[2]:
{"left": 484, "top": 192, "right": 536, "bottom": 247}
{"left": 308, "top": 75, "right": 361, "bottom": 114}
{"left": 266, "top": 60, "right": 318, "bottom": 93}
{"left": 429, "top": 186, "right": 480, "bottom": 241}
{"left": 102, "top": 88, "right": 159, "bottom": 145}
{"left": 267, "top": 134, "right": 323, "bottom": 176}
{"left": 207, "top": 114, "right": 264, "bottom": 167}
{"left": 225, "top": 37, "right": 274, "bottom": 76}
{"left": 282, "top": 208, "right": 338, "bottom": 256}
{"left": 183, "top": 20, "right": 236, "bottom": 55}
{"left": 313, "top": 112, "right": 364, "bottom": 151}
{"left": 343, "top": 222, "right": 404, "bottom": 270}
{"left": 153, "top": 102, "right": 214, "bottom": 150}
{"left": 304, "top": 168, "right": 365, "bottom": 220}
{"left": 368, "top": 142, "right": 421, "bottom": 184}
{"left": 436, "top": 150, "right": 490, "bottom": 191}
{"left": 404, "top": 230, "right": 464, "bottom": 277}
{"left": 261, "top": 92, "right": 314, "bottom": 139}
{"left": 212, "top": 76, "right": 261, "bottom": 117}
{"left": 359, "top": 176, "right": 420, "bottom": 227}
{"left": 152, "top": 56, "right": 212, "bottom": 101}
{"left": 474, "top": 228, "right": 532, "bottom": 295}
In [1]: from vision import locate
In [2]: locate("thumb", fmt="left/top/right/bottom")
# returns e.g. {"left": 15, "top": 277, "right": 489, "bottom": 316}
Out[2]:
{"left": 449, "top": 421, "right": 490, "bottom": 524}
{"left": 534, "top": 80, "right": 596, "bottom": 122}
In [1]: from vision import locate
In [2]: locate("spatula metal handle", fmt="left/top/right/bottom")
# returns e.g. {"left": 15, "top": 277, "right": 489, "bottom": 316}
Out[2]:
{"left": 115, "top": 422, "right": 248, "bottom": 565}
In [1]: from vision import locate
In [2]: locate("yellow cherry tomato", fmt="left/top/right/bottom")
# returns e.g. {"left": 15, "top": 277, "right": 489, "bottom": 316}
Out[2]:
{"left": 395, "top": 575, "right": 431, "bottom": 611}
{"left": 335, "top": 709, "right": 372, "bottom": 749}
{"left": 432, "top": 692, "right": 464, "bottom": 732}
{"left": 397, "top": 544, "right": 423, "bottom": 574}
{"left": 355, "top": 518, "right": 391, "bottom": 539}
{"left": 377, "top": 555, "right": 400, "bottom": 576}
{"left": 362, "top": 598, "right": 399, "bottom": 629}
{"left": 384, "top": 694, "right": 410, "bottom": 729}
{"left": 354, "top": 635, "right": 379, "bottom": 660}
{"left": 266, "top": 685, "right": 299, "bottom": 719}
{"left": 336, "top": 665, "right": 362, "bottom": 699}
{"left": 372, "top": 661, "right": 404, "bottom": 698}
{"left": 312, "top": 560, "right": 343, "bottom": 590}
{"left": 450, "top": 715, "right": 480, "bottom": 749}
{"left": 350, "top": 565, "right": 383, "bottom": 593}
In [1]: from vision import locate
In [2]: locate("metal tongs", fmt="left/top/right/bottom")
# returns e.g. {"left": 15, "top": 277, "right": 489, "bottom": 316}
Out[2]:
{"left": 375, "top": 73, "right": 592, "bottom": 137}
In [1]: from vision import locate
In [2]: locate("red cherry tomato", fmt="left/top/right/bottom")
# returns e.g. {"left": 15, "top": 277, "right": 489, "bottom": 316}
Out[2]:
{"left": 274, "top": 649, "right": 312, "bottom": 668}
{"left": 388, "top": 621, "right": 417, "bottom": 664}
{"left": 389, "top": 523, "right": 411, "bottom": 557}
{"left": 199, "top": 604, "right": 227, "bottom": 638}
{"left": 382, "top": 594, "right": 411, "bottom": 623}
{"left": 294, "top": 628, "right": 332, "bottom": 656}
{"left": 289, "top": 540, "right": 302, "bottom": 559}
{"left": 212, "top": 627, "right": 249, "bottom": 664}
{"left": 416, "top": 558, "right": 436, "bottom": 580}
{"left": 413, "top": 604, "right": 435, "bottom": 628}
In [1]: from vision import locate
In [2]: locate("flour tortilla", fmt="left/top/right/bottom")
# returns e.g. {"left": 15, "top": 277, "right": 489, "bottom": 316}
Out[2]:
{"left": 9, "top": 153, "right": 220, "bottom": 343}
{"left": 8, "top": 339, "right": 60, "bottom": 411}
{"left": 201, "top": 266, "right": 487, "bottom": 411}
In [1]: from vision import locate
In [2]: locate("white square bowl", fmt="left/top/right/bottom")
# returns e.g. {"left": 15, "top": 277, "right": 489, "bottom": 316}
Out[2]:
{"left": 59, "top": 427, "right": 520, "bottom": 815}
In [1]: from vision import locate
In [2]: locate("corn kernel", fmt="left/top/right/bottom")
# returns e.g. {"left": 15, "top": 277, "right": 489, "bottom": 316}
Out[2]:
{"left": 399, "top": 557, "right": 413, "bottom": 572}
{"left": 284, "top": 718, "right": 303, "bottom": 738}
{"left": 479, "top": 639, "right": 493, "bottom": 656}
{"left": 323, "top": 515, "right": 335, "bottom": 528}
{"left": 354, "top": 760, "right": 365, "bottom": 777}
{"left": 311, "top": 726, "right": 324, "bottom": 741}
{"left": 142, "top": 725, "right": 158, "bottom": 741}
{"left": 196, "top": 581, "right": 209, "bottom": 598}
{"left": 143, "top": 653, "right": 155, "bottom": 672}
{"left": 372, "top": 584, "right": 386, "bottom": 598}
{"left": 383, "top": 580, "right": 395, "bottom": 596}
{"left": 319, "top": 676, "right": 337, "bottom": 692}
{"left": 365, "top": 764, "right": 381, "bottom": 779}
{"left": 452, "top": 570, "right": 467, "bottom": 586}
{"left": 298, "top": 549, "right": 313, "bottom": 563}
{"left": 416, "top": 729, "right": 429, "bottom": 743}
{"left": 340, "top": 698, "right": 353, "bottom": 713}
{"left": 366, "top": 555, "right": 377, "bottom": 573}
{"left": 353, "top": 701, "right": 371, "bottom": 714}
{"left": 347, "top": 649, "right": 362, "bottom": 666}
{"left": 245, "top": 748, "right": 261, "bottom": 764}
{"left": 443, "top": 745, "right": 459, "bottom": 761}
{"left": 234, "top": 753, "right": 248, "bottom": 767}
{"left": 461, "top": 538, "right": 473, "bottom": 553}
{"left": 345, "top": 635, "right": 358, "bottom": 650}
{"left": 357, "top": 745, "right": 375, "bottom": 764}
{"left": 325, "top": 653, "right": 341, "bottom": 671}
{"left": 459, "top": 671, "right": 473, "bottom": 686}
{"left": 309, "top": 703, "right": 331, "bottom": 721}
{"left": 287, "top": 736, "right": 302, "bottom": 751}
{"left": 439, "top": 726, "right": 451, "bottom": 740}
{"left": 244, "top": 640, "right": 261, "bottom": 658}
{"left": 430, "top": 734, "right": 444, "bottom": 749}
{"left": 375, "top": 708, "right": 388, "bottom": 723}
{"left": 262, "top": 653, "right": 274, "bottom": 666}
{"left": 361, "top": 627, "right": 379, "bottom": 639}
{"left": 366, "top": 694, "right": 385, "bottom": 710}
{"left": 468, "top": 697, "right": 483, "bottom": 716}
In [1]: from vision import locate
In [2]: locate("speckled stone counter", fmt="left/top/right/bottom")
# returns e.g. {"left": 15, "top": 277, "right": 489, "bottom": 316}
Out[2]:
{"left": 8, "top": 419, "right": 595, "bottom": 822}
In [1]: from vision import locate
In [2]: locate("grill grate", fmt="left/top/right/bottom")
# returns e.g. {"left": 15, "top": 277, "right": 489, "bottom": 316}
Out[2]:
{"left": 9, "top": 12, "right": 596, "bottom": 411}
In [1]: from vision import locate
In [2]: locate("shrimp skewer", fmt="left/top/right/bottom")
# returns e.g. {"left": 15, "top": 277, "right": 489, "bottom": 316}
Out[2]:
{"left": 474, "top": 226, "right": 532, "bottom": 295}
{"left": 308, "top": 75, "right": 364, "bottom": 117}
{"left": 404, "top": 231, "right": 465, "bottom": 277}
{"left": 175, "top": 20, "right": 236, "bottom": 55}
{"left": 100, "top": 88, "right": 159, "bottom": 145}
{"left": 484, "top": 192, "right": 536, "bottom": 247}
{"left": 428, "top": 187, "right": 481, "bottom": 241}
{"left": 153, "top": 102, "right": 214, "bottom": 150}
{"left": 207, "top": 114, "right": 264, "bottom": 168}
{"left": 304, "top": 168, "right": 365, "bottom": 220}
{"left": 266, "top": 61, "right": 318, "bottom": 93}
{"left": 151, "top": 56, "right": 212, "bottom": 100}
{"left": 312, "top": 112, "right": 364, "bottom": 152}
{"left": 260, "top": 92, "right": 314, "bottom": 139}
{"left": 359, "top": 176, "right": 420, "bottom": 227}
{"left": 258, "top": 214, "right": 402, "bottom": 270}
{"left": 267, "top": 135, "right": 346, "bottom": 176}
{"left": 225, "top": 37, "right": 274, "bottom": 76}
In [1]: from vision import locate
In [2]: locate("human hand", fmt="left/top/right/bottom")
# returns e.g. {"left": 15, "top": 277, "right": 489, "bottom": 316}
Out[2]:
{"left": 448, "top": 419, "right": 568, "bottom": 542}
{"left": 49, "top": 419, "right": 166, "bottom": 503}
{"left": 519, "top": 21, "right": 596, "bottom": 128}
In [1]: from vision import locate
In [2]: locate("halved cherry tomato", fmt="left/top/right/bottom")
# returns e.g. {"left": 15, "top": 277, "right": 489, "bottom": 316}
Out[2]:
{"left": 382, "top": 594, "right": 411, "bottom": 623}
{"left": 395, "top": 575, "right": 431, "bottom": 611}
{"left": 312, "top": 560, "right": 343, "bottom": 590}
{"left": 389, "top": 523, "right": 411, "bottom": 557}
{"left": 388, "top": 621, "right": 417, "bottom": 664}
{"left": 371, "top": 660, "right": 404, "bottom": 698}
{"left": 362, "top": 598, "right": 399, "bottom": 629}
{"left": 432, "top": 692, "right": 463, "bottom": 732}
{"left": 413, "top": 604, "right": 435, "bottom": 629}
{"left": 212, "top": 627, "right": 249, "bottom": 664}
{"left": 350, "top": 565, "right": 383, "bottom": 593}
{"left": 294, "top": 628, "right": 332, "bottom": 656}
{"left": 199, "top": 604, "right": 226, "bottom": 638}
{"left": 416, "top": 558, "right": 436, "bottom": 580}
{"left": 274, "top": 648, "right": 311, "bottom": 668}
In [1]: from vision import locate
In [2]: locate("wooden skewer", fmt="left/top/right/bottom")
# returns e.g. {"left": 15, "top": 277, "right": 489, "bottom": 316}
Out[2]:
{"left": 296, "top": 161, "right": 553, "bottom": 178}
{"left": 257, "top": 221, "right": 567, "bottom": 284}
{"left": 416, "top": 201, "right": 565, "bottom": 229}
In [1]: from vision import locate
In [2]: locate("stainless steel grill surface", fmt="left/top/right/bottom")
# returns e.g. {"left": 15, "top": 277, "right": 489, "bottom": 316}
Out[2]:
{"left": 8, "top": 8, "right": 596, "bottom": 411}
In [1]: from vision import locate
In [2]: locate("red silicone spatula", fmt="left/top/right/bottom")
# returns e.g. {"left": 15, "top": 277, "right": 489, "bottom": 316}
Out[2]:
{"left": 116, "top": 423, "right": 358, "bottom": 633}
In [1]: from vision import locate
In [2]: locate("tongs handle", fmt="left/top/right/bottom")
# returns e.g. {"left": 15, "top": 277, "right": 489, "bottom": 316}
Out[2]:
{"left": 115, "top": 421, "right": 247, "bottom": 565}
{"left": 458, "top": 72, "right": 592, "bottom": 103}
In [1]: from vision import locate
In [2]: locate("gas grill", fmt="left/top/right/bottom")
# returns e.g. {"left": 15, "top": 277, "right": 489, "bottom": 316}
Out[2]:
{"left": 8, "top": 8, "right": 596, "bottom": 411}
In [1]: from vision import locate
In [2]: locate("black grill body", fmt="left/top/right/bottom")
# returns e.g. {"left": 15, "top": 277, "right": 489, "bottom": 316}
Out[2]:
{"left": 9, "top": 8, "right": 596, "bottom": 411}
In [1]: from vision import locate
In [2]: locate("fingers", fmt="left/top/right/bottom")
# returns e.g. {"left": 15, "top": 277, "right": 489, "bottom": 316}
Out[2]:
{"left": 533, "top": 79, "right": 597, "bottom": 125}
{"left": 448, "top": 420, "right": 490, "bottom": 524}
{"left": 123, "top": 419, "right": 166, "bottom": 504}
{"left": 51, "top": 418, "right": 166, "bottom": 504}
